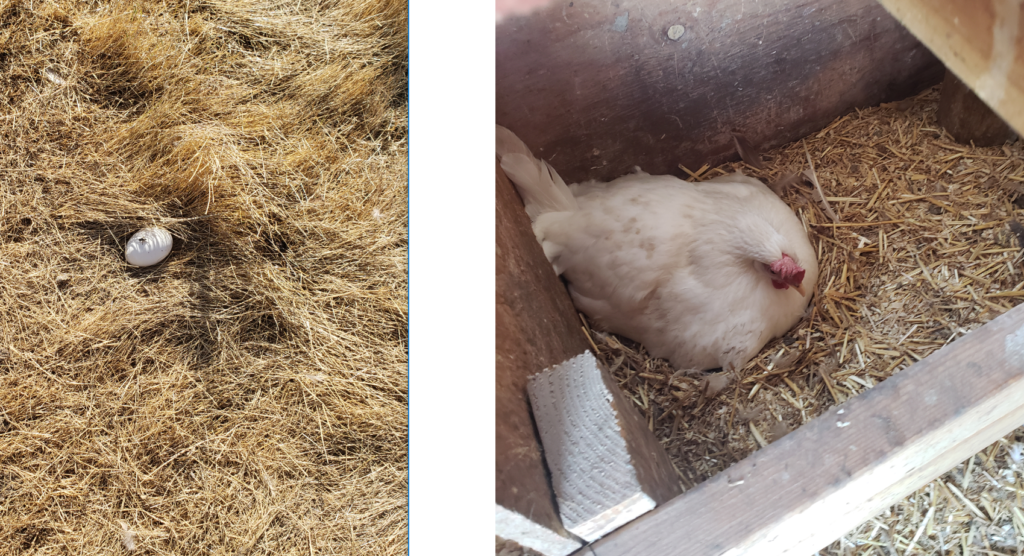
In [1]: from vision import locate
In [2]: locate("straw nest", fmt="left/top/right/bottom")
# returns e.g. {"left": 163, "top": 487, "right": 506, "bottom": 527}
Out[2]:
{"left": 576, "top": 87, "right": 1024, "bottom": 554}
{"left": 1, "top": 0, "right": 406, "bottom": 553}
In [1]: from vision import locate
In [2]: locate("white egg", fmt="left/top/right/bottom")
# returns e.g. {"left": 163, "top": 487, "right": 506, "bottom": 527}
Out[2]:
{"left": 125, "top": 226, "right": 173, "bottom": 266}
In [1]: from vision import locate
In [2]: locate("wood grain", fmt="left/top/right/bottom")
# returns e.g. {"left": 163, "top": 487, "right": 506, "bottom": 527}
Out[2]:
{"left": 496, "top": 0, "right": 942, "bottom": 185}
{"left": 877, "top": 0, "right": 1024, "bottom": 136}
{"left": 938, "top": 69, "right": 1015, "bottom": 146}
{"left": 588, "top": 303, "right": 1024, "bottom": 556}
{"left": 527, "top": 352, "right": 681, "bottom": 542}
{"left": 495, "top": 159, "right": 587, "bottom": 554}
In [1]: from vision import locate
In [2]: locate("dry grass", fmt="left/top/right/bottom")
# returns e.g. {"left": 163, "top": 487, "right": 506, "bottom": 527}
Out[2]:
{"left": 0, "top": 0, "right": 406, "bottom": 553}
{"left": 583, "top": 86, "right": 1024, "bottom": 553}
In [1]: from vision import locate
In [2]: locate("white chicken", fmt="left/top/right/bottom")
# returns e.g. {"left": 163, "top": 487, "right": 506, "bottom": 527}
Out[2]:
{"left": 497, "top": 125, "right": 818, "bottom": 372}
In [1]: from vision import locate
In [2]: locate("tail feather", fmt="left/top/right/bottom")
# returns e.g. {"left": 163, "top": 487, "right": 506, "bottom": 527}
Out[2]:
{"left": 496, "top": 125, "right": 577, "bottom": 220}
{"left": 495, "top": 124, "right": 534, "bottom": 160}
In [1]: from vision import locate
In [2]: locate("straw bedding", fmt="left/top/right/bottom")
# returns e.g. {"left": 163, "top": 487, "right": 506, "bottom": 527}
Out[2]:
{"left": 0, "top": 0, "right": 406, "bottom": 553}
{"left": 589, "top": 87, "right": 1024, "bottom": 554}
{"left": 499, "top": 87, "right": 1024, "bottom": 554}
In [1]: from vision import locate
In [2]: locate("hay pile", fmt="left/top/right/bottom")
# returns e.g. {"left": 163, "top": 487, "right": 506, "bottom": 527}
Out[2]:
{"left": 0, "top": 0, "right": 406, "bottom": 553}
{"left": 585, "top": 86, "right": 1024, "bottom": 553}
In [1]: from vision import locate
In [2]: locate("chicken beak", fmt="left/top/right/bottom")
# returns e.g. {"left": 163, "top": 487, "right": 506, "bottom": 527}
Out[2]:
{"left": 795, "top": 282, "right": 807, "bottom": 297}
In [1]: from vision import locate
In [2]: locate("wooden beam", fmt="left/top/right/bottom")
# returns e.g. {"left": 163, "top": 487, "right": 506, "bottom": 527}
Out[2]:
{"left": 497, "top": 0, "right": 942, "bottom": 185}
{"left": 876, "top": 0, "right": 1024, "bottom": 136}
{"left": 937, "top": 68, "right": 1016, "bottom": 146}
{"left": 527, "top": 352, "right": 682, "bottom": 542}
{"left": 495, "top": 159, "right": 587, "bottom": 555}
{"left": 588, "top": 303, "right": 1024, "bottom": 556}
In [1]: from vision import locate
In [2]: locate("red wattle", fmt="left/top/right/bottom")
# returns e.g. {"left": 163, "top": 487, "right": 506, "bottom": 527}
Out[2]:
{"left": 771, "top": 279, "right": 789, "bottom": 290}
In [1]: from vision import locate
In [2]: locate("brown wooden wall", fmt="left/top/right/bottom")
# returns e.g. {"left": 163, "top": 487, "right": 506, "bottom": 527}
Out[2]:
{"left": 495, "top": 160, "right": 591, "bottom": 543}
{"left": 876, "top": 0, "right": 1024, "bottom": 137}
{"left": 497, "top": 0, "right": 944, "bottom": 185}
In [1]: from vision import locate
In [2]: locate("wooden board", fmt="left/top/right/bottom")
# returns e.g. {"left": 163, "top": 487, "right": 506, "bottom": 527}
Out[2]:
{"left": 495, "top": 159, "right": 588, "bottom": 555}
{"left": 937, "top": 68, "right": 1015, "bottom": 146}
{"left": 496, "top": 0, "right": 943, "bottom": 185}
{"left": 585, "top": 303, "right": 1024, "bottom": 556}
{"left": 876, "top": 0, "right": 1024, "bottom": 137}
{"left": 496, "top": 505, "right": 581, "bottom": 556}
{"left": 527, "top": 352, "right": 681, "bottom": 542}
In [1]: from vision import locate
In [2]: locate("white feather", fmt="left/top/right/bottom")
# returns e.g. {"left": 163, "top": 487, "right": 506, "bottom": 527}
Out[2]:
{"left": 496, "top": 127, "right": 818, "bottom": 372}
{"left": 119, "top": 521, "right": 137, "bottom": 551}
{"left": 496, "top": 124, "right": 535, "bottom": 159}
{"left": 496, "top": 125, "right": 577, "bottom": 220}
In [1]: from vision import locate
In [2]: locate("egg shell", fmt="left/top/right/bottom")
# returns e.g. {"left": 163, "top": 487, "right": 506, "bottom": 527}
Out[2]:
{"left": 126, "top": 227, "right": 173, "bottom": 266}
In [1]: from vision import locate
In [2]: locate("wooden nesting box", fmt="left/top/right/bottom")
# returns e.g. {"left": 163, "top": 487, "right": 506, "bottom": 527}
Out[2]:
{"left": 496, "top": 0, "right": 1024, "bottom": 555}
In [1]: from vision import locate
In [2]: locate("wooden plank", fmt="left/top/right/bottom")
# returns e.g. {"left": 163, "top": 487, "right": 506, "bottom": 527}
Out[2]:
{"left": 588, "top": 303, "right": 1024, "bottom": 556}
{"left": 495, "top": 159, "right": 587, "bottom": 555}
{"left": 527, "top": 352, "right": 682, "bottom": 542}
{"left": 876, "top": 0, "right": 1024, "bottom": 136}
{"left": 497, "top": 0, "right": 942, "bottom": 185}
{"left": 937, "top": 68, "right": 1015, "bottom": 146}
{"left": 496, "top": 505, "right": 581, "bottom": 556}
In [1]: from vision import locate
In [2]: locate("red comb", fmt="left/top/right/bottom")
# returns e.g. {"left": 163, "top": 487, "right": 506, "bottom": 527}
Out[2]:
{"left": 770, "top": 254, "right": 805, "bottom": 285}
